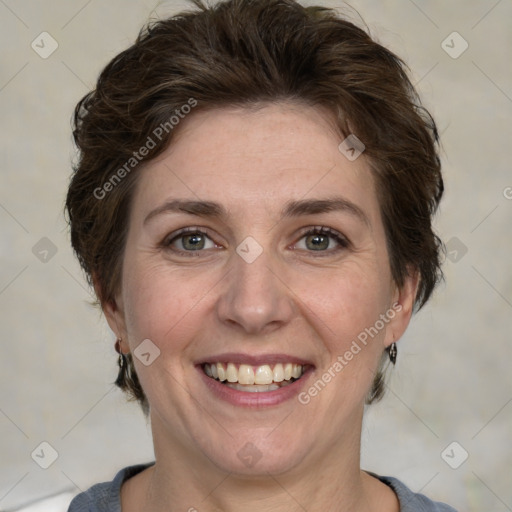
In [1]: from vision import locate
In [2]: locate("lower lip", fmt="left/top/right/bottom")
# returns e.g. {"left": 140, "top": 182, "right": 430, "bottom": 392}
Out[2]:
{"left": 197, "top": 365, "right": 313, "bottom": 407}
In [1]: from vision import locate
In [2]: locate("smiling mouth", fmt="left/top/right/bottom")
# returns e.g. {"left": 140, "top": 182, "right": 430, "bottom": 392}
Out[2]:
{"left": 202, "top": 362, "right": 308, "bottom": 392}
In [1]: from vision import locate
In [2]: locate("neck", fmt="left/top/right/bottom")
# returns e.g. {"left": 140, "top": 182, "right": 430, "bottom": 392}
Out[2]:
{"left": 131, "top": 409, "right": 386, "bottom": 512}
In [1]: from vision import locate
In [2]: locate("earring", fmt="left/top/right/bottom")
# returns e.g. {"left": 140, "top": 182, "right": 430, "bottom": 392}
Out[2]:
{"left": 115, "top": 338, "right": 125, "bottom": 369}
{"left": 114, "top": 338, "right": 128, "bottom": 388}
{"left": 389, "top": 342, "right": 397, "bottom": 365}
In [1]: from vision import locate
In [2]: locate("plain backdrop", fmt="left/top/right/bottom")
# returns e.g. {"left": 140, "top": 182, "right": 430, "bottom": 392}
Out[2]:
{"left": 1, "top": 0, "right": 511, "bottom": 510}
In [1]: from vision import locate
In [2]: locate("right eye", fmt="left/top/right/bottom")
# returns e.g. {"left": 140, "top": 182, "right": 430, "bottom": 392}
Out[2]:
{"left": 163, "top": 227, "right": 221, "bottom": 255}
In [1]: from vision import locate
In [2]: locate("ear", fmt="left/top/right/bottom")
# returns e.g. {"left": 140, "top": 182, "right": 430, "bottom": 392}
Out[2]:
{"left": 93, "top": 273, "right": 129, "bottom": 353}
{"left": 383, "top": 269, "right": 420, "bottom": 348}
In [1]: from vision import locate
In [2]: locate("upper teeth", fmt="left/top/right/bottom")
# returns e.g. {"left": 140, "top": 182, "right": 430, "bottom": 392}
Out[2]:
{"left": 204, "top": 362, "right": 304, "bottom": 385}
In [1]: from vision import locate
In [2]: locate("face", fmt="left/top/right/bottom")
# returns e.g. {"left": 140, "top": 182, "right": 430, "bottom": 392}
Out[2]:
{"left": 105, "top": 102, "right": 416, "bottom": 476}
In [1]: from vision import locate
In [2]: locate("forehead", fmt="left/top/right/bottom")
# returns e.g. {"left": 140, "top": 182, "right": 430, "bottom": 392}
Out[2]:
{"left": 131, "top": 103, "right": 380, "bottom": 225}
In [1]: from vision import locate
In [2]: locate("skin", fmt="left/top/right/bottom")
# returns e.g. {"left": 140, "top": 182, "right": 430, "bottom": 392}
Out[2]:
{"left": 103, "top": 102, "right": 418, "bottom": 511}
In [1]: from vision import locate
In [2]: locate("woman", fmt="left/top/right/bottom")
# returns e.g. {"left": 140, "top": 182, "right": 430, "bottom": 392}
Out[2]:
{"left": 66, "top": 0, "right": 456, "bottom": 510}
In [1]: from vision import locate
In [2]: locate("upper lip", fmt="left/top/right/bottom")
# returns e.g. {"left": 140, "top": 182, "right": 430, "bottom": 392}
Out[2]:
{"left": 197, "top": 352, "right": 314, "bottom": 367}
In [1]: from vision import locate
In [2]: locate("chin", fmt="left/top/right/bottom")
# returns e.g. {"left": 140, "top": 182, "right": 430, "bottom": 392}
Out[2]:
{"left": 199, "top": 433, "right": 310, "bottom": 477}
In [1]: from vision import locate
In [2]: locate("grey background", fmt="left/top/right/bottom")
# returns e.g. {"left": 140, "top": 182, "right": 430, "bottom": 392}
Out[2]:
{"left": 1, "top": 0, "right": 511, "bottom": 510}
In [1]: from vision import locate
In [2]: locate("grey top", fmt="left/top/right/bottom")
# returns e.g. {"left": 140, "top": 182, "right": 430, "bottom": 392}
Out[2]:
{"left": 67, "top": 462, "right": 458, "bottom": 511}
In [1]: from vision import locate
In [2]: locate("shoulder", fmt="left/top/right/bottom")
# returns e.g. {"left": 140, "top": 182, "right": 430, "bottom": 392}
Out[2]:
{"left": 375, "top": 474, "right": 459, "bottom": 512}
{"left": 67, "top": 463, "right": 155, "bottom": 512}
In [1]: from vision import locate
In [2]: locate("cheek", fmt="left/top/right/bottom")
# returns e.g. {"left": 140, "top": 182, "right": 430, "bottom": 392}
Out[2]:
{"left": 290, "top": 265, "right": 393, "bottom": 431}
{"left": 298, "top": 262, "right": 391, "bottom": 349}
{"left": 121, "top": 260, "right": 198, "bottom": 349}
{"left": 120, "top": 261, "right": 206, "bottom": 404}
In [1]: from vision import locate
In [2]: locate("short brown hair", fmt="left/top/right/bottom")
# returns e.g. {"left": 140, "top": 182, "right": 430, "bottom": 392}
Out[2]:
{"left": 66, "top": 0, "right": 444, "bottom": 412}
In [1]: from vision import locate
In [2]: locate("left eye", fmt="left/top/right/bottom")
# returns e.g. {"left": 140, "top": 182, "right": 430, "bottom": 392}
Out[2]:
{"left": 294, "top": 227, "right": 349, "bottom": 253}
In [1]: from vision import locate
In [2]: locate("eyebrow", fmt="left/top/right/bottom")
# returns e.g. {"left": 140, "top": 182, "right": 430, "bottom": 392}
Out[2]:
{"left": 144, "top": 197, "right": 370, "bottom": 227}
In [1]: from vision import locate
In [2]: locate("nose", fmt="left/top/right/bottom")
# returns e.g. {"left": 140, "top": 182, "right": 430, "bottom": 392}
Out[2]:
{"left": 216, "top": 244, "right": 296, "bottom": 336}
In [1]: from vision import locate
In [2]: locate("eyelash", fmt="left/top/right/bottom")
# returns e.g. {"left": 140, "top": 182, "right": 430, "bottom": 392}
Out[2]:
{"left": 162, "top": 226, "right": 350, "bottom": 257}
